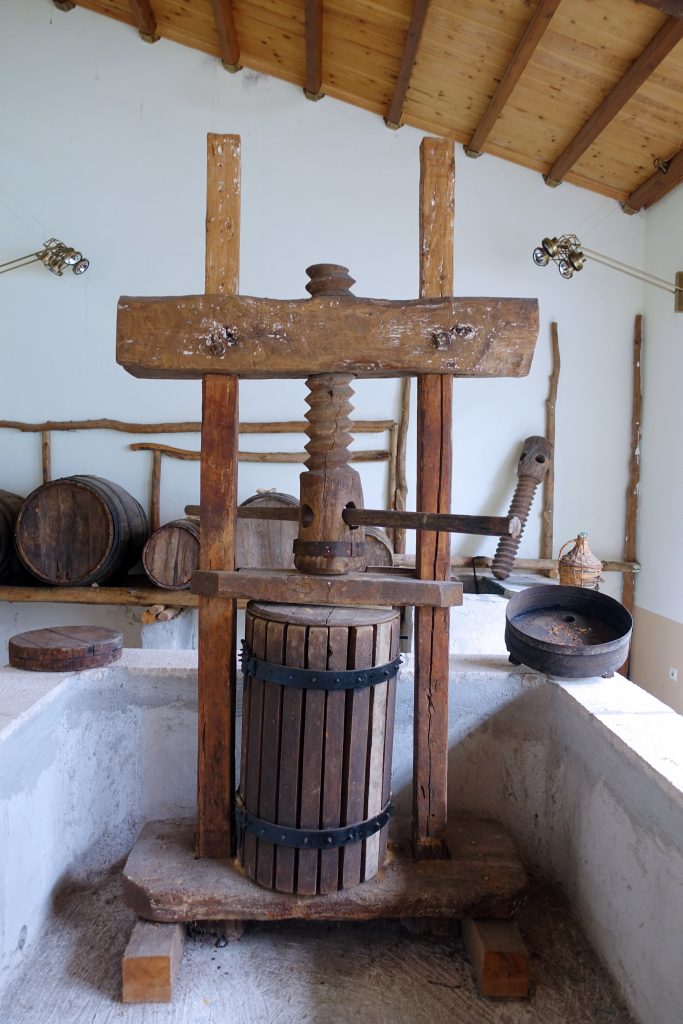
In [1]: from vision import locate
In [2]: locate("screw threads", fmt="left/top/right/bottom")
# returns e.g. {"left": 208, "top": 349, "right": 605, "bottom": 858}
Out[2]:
{"left": 304, "top": 373, "right": 355, "bottom": 473}
{"left": 491, "top": 477, "right": 539, "bottom": 580}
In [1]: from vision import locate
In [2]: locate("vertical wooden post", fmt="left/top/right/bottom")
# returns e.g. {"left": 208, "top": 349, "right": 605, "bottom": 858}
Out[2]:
{"left": 393, "top": 378, "right": 411, "bottom": 554}
{"left": 150, "top": 449, "right": 162, "bottom": 533}
{"left": 41, "top": 430, "right": 52, "bottom": 483}
{"left": 620, "top": 313, "right": 642, "bottom": 677}
{"left": 196, "top": 134, "right": 241, "bottom": 859}
{"left": 540, "top": 322, "right": 560, "bottom": 562}
{"left": 413, "top": 138, "right": 454, "bottom": 859}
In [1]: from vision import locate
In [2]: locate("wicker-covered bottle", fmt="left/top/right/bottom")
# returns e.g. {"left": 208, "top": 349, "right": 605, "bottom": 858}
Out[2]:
{"left": 558, "top": 532, "right": 603, "bottom": 590}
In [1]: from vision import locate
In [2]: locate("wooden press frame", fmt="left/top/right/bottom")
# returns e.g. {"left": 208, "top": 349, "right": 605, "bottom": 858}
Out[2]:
{"left": 195, "top": 134, "right": 455, "bottom": 860}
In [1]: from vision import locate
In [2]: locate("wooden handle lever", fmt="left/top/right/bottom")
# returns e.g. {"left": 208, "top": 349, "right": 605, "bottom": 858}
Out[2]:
{"left": 185, "top": 504, "right": 520, "bottom": 538}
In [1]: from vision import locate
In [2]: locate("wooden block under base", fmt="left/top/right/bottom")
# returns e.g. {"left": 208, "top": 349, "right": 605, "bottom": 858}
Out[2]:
{"left": 122, "top": 920, "right": 185, "bottom": 1003}
{"left": 462, "top": 918, "right": 530, "bottom": 998}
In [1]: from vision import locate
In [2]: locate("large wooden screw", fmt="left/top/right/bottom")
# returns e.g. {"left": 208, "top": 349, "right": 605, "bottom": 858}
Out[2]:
{"left": 491, "top": 436, "right": 553, "bottom": 580}
{"left": 293, "top": 265, "right": 366, "bottom": 575}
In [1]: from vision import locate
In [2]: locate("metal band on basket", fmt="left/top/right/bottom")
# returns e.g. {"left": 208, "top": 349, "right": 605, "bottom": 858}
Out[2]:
{"left": 240, "top": 643, "right": 401, "bottom": 690}
{"left": 235, "top": 799, "right": 393, "bottom": 850}
{"left": 292, "top": 538, "right": 367, "bottom": 558}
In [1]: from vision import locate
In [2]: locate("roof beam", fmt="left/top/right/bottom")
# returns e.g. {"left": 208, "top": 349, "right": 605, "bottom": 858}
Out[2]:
{"left": 545, "top": 17, "right": 683, "bottom": 186}
{"left": 385, "top": 0, "right": 431, "bottom": 129}
{"left": 211, "top": 0, "right": 241, "bottom": 72}
{"left": 623, "top": 146, "right": 683, "bottom": 211}
{"left": 636, "top": 0, "right": 683, "bottom": 16}
{"left": 128, "top": 0, "right": 159, "bottom": 43}
{"left": 304, "top": 0, "right": 324, "bottom": 100}
{"left": 464, "top": 0, "right": 561, "bottom": 158}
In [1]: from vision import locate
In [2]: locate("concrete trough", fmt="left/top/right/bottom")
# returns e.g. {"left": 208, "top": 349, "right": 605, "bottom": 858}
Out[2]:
{"left": 0, "top": 595, "right": 681, "bottom": 1023}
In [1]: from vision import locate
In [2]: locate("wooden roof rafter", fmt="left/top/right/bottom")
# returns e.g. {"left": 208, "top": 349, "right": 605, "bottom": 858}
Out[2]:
{"left": 624, "top": 145, "right": 683, "bottom": 211}
{"left": 385, "top": 0, "right": 431, "bottom": 130}
{"left": 128, "top": 0, "right": 159, "bottom": 44}
{"left": 464, "top": 0, "right": 562, "bottom": 159}
{"left": 545, "top": 16, "right": 683, "bottom": 186}
{"left": 304, "top": 0, "right": 324, "bottom": 100}
{"left": 211, "top": 0, "right": 242, "bottom": 72}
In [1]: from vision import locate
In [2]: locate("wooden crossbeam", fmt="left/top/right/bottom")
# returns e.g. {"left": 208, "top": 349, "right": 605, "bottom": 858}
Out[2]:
{"left": 385, "top": 0, "right": 431, "bottom": 129}
{"left": 192, "top": 568, "right": 463, "bottom": 608}
{"left": 211, "top": 0, "right": 241, "bottom": 72}
{"left": 545, "top": 17, "right": 683, "bottom": 186}
{"left": 624, "top": 145, "right": 683, "bottom": 210}
{"left": 128, "top": 0, "right": 159, "bottom": 43}
{"left": 304, "top": 0, "right": 324, "bottom": 100}
{"left": 464, "top": 0, "right": 561, "bottom": 158}
{"left": 117, "top": 295, "right": 538, "bottom": 380}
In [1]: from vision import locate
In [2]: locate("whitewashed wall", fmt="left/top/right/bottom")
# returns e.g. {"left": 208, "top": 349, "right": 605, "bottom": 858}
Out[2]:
{"left": 1, "top": 0, "right": 645, "bottom": 628}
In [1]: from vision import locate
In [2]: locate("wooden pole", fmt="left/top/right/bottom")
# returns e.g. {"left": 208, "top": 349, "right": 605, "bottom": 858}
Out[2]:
{"left": 41, "top": 430, "right": 52, "bottom": 483}
{"left": 413, "top": 137, "right": 454, "bottom": 860}
{"left": 394, "top": 378, "right": 411, "bottom": 554}
{"left": 620, "top": 313, "right": 642, "bottom": 677}
{"left": 540, "top": 322, "right": 560, "bottom": 562}
{"left": 196, "top": 134, "right": 241, "bottom": 859}
{"left": 150, "top": 450, "right": 161, "bottom": 532}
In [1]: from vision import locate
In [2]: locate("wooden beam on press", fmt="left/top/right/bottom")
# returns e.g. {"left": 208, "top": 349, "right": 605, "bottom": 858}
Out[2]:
{"left": 385, "top": 0, "right": 430, "bottom": 129}
{"left": 545, "top": 17, "right": 683, "bottom": 186}
{"left": 304, "top": 0, "right": 324, "bottom": 100}
{"left": 211, "top": 0, "right": 241, "bottom": 72}
{"left": 623, "top": 145, "right": 683, "bottom": 211}
{"left": 413, "top": 137, "right": 455, "bottom": 861}
{"left": 128, "top": 0, "right": 159, "bottom": 43}
{"left": 465, "top": 0, "right": 561, "bottom": 158}
{"left": 196, "top": 134, "right": 241, "bottom": 860}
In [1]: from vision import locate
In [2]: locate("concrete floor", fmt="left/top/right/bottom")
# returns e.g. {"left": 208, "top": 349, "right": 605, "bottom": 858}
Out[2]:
{"left": 0, "top": 865, "right": 636, "bottom": 1024}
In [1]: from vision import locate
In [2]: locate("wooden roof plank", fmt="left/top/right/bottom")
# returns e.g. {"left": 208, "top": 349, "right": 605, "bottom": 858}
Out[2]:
{"left": 385, "top": 0, "right": 431, "bottom": 129}
{"left": 636, "top": 0, "right": 683, "bottom": 15}
{"left": 128, "top": 0, "right": 159, "bottom": 41}
{"left": 545, "top": 15, "right": 683, "bottom": 184}
{"left": 304, "top": 0, "right": 324, "bottom": 99}
{"left": 211, "top": 0, "right": 241, "bottom": 70}
{"left": 464, "top": 0, "right": 562, "bottom": 157}
{"left": 624, "top": 145, "right": 683, "bottom": 209}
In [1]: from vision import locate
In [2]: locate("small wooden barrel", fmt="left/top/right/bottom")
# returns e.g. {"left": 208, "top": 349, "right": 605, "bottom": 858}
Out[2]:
{"left": 236, "top": 491, "right": 299, "bottom": 569}
{"left": 142, "top": 517, "right": 200, "bottom": 589}
{"left": 0, "top": 490, "right": 24, "bottom": 581}
{"left": 15, "top": 475, "right": 148, "bottom": 586}
{"left": 238, "top": 601, "right": 400, "bottom": 895}
{"left": 364, "top": 526, "right": 394, "bottom": 567}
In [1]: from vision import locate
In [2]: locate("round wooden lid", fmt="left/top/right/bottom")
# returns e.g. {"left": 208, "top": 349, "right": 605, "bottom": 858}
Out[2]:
{"left": 8, "top": 626, "right": 123, "bottom": 672}
{"left": 247, "top": 602, "right": 399, "bottom": 627}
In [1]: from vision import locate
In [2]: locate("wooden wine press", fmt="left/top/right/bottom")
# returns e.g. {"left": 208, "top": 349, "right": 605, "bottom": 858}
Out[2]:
{"left": 117, "top": 133, "right": 539, "bottom": 999}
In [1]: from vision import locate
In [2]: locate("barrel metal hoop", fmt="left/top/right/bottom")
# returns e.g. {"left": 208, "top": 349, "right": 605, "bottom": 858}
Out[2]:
{"left": 292, "top": 538, "right": 367, "bottom": 557}
{"left": 240, "top": 642, "right": 401, "bottom": 691}
{"left": 235, "top": 800, "right": 393, "bottom": 850}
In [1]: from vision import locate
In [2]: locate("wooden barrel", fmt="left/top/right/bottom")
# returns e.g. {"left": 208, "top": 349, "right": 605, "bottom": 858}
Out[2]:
{"left": 236, "top": 491, "right": 299, "bottom": 569}
{"left": 0, "top": 490, "right": 24, "bottom": 581}
{"left": 238, "top": 601, "right": 400, "bottom": 895}
{"left": 15, "top": 475, "right": 148, "bottom": 586}
{"left": 365, "top": 525, "right": 394, "bottom": 567}
{"left": 142, "top": 517, "right": 200, "bottom": 590}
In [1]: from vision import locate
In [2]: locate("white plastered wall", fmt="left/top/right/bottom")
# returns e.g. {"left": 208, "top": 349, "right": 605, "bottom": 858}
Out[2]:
{"left": 627, "top": 186, "right": 683, "bottom": 710}
{"left": 0, "top": 0, "right": 645, "bottom": 652}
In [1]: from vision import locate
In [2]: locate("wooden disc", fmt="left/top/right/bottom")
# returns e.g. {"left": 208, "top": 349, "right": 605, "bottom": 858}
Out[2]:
{"left": 247, "top": 602, "right": 398, "bottom": 627}
{"left": 8, "top": 626, "right": 123, "bottom": 672}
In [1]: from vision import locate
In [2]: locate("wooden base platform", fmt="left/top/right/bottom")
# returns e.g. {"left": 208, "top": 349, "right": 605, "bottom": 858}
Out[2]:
{"left": 122, "top": 816, "right": 526, "bottom": 923}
